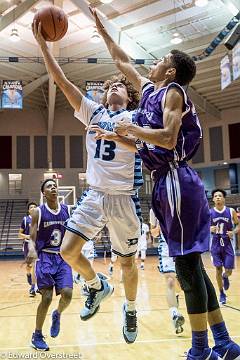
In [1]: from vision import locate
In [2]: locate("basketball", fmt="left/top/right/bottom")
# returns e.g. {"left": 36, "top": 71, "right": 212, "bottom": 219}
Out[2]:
{"left": 33, "top": 6, "right": 68, "bottom": 42}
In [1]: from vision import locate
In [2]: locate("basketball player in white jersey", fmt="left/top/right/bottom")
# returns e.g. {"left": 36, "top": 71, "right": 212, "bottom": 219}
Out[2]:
{"left": 150, "top": 209, "right": 185, "bottom": 334}
{"left": 33, "top": 22, "right": 143, "bottom": 344}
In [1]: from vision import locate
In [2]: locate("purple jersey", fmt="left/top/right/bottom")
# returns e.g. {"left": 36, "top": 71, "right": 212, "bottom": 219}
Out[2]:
{"left": 135, "top": 81, "right": 210, "bottom": 257}
{"left": 135, "top": 82, "right": 201, "bottom": 171}
{"left": 20, "top": 215, "right": 32, "bottom": 235}
{"left": 210, "top": 207, "right": 234, "bottom": 246}
{"left": 36, "top": 203, "right": 69, "bottom": 253}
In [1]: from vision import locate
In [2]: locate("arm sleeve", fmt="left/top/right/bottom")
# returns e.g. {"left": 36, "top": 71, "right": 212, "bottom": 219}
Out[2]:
{"left": 74, "top": 96, "right": 102, "bottom": 126}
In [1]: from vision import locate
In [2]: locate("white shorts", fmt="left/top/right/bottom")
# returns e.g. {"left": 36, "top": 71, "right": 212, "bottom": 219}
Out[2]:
{"left": 158, "top": 238, "right": 176, "bottom": 273}
{"left": 66, "top": 189, "right": 141, "bottom": 257}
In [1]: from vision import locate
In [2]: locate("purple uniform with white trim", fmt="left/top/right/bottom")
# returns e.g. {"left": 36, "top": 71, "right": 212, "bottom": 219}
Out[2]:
{"left": 210, "top": 206, "right": 235, "bottom": 269}
{"left": 20, "top": 215, "right": 32, "bottom": 258}
{"left": 135, "top": 82, "right": 210, "bottom": 257}
{"left": 35, "top": 203, "right": 73, "bottom": 293}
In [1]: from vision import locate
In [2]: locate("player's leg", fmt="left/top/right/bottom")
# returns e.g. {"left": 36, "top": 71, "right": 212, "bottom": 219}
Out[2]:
{"left": 163, "top": 272, "right": 185, "bottom": 334}
{"left": 222, "top": 247, "right": 235, "bottom": 291}
{"left": 176, "top": 253, "right": 211, "bottom": 358}
{"left": 62, "top": 190, "right": 113, "bottom": 320}
{"left": 50, "top": 259, "right": 73, "bottom": 338}
{"left": 119, "top": 254, "right": 138, "bottom": 344}
{"left": 31, "top": 288, "right": 53, "bottom": 351}
{"left": 215, "top": 266, "right": 226, "bottom": 304}
{"left": 61, "top": 231, "right": 113, "bottom": 320}
{"left": 107, "top": 193, "right": 141, "bottom": 344}
{"left": 201, "top": 260, "right": 240, "bottom": 360}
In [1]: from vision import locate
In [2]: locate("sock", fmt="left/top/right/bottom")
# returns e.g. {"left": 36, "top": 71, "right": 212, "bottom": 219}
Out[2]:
{"left": 169, "top": 307, "right": 179, "bottom": 319}
{"left": 191, "top": 330, "right": 208, "bottom": 356}
{"left": 35, "top": 329, "right": 42, "bottom": 335}
{"left": 210, "top": 321, "right": 230, "bottom": 346}
{"left": 86, "top": 275, "right": 101, "bottom": 290}
{"left": 126, "top": 300, "right": 136, "bottom": 312}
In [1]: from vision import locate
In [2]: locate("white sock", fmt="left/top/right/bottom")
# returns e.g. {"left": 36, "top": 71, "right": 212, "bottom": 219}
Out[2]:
{"left": 86, "top": 275, "right": 101, "bottom": 290}
{"left": 126, "top": 300, "right": 136, "bottom": 312}
{"left": 169, "top": 307, "right": 179, "bottom": 319}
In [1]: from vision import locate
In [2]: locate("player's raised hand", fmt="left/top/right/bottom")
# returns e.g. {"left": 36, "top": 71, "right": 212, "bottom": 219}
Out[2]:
{"left": 32, "top": 20, "right": 47, "bottom": 48}
{"left": 89, "top": 7, "right": 105, "bottom": 35}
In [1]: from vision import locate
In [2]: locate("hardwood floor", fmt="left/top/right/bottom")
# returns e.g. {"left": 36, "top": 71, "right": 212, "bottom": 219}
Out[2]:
{"left": 0, "top": 255, "right": 239, "bottom": 359}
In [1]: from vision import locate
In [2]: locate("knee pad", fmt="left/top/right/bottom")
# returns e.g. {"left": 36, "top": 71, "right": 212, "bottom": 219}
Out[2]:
{"left": 175, "top": 254, "right": 208, "bottom": 314}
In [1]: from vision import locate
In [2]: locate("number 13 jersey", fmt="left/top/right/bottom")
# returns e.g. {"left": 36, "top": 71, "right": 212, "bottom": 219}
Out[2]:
{"left": 74, "top": 97, "right": 143, "bottom": 194}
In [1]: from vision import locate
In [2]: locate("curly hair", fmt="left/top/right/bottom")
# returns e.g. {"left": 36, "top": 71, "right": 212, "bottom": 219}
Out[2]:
{"left": 101, "top": 74, "right": 140, "bottom": 111}
{"left": 170, "top": 49, "right": 196, "bottom": 86}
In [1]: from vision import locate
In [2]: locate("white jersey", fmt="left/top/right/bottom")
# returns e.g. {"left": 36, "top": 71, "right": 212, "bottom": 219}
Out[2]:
{"left": 74, "top": 97, "right": 143, "bottom": 194}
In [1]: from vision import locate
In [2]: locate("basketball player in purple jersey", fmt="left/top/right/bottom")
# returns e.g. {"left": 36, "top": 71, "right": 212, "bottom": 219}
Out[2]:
{"left": 18, "top": 202, "right": 37, "bottom": 297}
{"left": 92, "top": 8, "right": 240, "bottom": 360}
{"left": 210, "top": 189, "right": 239, "bottom": 305}
{"left": 27, "top": 179, "right": 72, "bottom": 351}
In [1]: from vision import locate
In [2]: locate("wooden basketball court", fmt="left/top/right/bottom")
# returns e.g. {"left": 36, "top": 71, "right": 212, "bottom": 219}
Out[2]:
{"left": 0, "top": 255, "right": 239, "bottom": 359}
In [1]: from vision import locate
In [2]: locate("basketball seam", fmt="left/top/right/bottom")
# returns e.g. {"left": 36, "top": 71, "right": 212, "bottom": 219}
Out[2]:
{"left": 50, "top": 8, "right": 56, "bottom": 41}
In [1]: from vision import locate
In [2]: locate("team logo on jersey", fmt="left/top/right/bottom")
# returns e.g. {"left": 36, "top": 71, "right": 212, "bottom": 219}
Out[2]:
{"left": 126, "top": 238, "right": 138, "bottom": 247}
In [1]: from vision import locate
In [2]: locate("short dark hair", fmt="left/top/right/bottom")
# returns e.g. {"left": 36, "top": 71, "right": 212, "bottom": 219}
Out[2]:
{"left": 41, "top": 179, "right": 57, "bottom": 194}
{"left": 211, "top": 188, "right": 227, "bottom": 198}
{"left": 27, "top": 202, "right": 38, "bottom": 210}
{"left": 170, "top": 49, "right": 196, "bottom": 86}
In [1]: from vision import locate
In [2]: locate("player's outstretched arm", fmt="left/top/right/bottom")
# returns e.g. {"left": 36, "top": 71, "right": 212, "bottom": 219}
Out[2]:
{"left": 32, "top": 21, "right": 83, "bottom": 112}
{"left": 115, "top": 88, "right": 183, "bottom": 149}
{"left": 91, "top": 7, "right": 147, "bottom": 92}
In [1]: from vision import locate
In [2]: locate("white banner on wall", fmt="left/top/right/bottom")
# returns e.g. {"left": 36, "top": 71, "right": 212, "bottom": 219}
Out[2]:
{"left": 220, "top": 55, "right": 231, "bottom": 90}
{"left": 232, "top": 41, "right": 240, "bottom": 81}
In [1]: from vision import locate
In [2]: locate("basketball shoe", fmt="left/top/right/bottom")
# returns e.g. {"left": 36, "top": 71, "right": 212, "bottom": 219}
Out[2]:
{"left": 122, "top": 303, "right": 138, "bottom": 344}
{"left": 186, "top": 348, "right": 223, "bottom": 359}
{"left": 80, "top": 279, "right": 114, "bottom": 321}
{"left": 31, "top": 331, "right": 49, "bottom": 351}
{"left": 213, "top": 341, "right": 240, "bottom": 360}
{"left": 222, "top": 275, "right": 230, "bottom": 291}
{"left": 50, "top": 310, "right": 60, "bottom": 338}
{"left": 219, "top": 291, "right": 227, "bottom": 305}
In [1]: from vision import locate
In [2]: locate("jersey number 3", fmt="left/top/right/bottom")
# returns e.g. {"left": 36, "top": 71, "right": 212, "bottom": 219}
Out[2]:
{"left": 94, "top": 139, "right": 116, "bottom": 161}
{"left": 50, "top": 229, "right": 62, "bottom": 246}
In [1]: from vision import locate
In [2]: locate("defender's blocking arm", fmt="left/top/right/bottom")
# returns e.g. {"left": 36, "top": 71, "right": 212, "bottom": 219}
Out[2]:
{"left": 91, "top": 8, "right": 148, "bottom": 92}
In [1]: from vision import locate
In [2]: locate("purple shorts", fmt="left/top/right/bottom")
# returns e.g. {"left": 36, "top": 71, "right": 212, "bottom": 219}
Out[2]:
{"left": 211, "top": 241, "right": 235, "bottom": 269}
{"left": 35, "top": 252, "right": 73, "bottom": 295}
{"left": 152, "top": 164, "right": 210, "bottom": 257}
{"left": 23, "top": 241, "right": 29, "bottom": 258}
